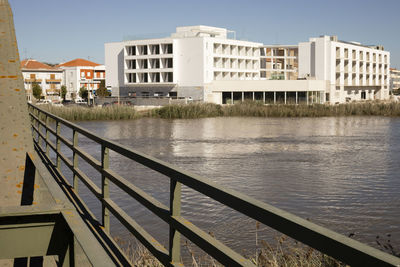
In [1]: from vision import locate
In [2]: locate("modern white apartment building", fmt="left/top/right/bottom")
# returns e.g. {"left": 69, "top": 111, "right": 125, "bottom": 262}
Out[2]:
{"left": 106, "top": 26, "right": 264, "bottom": 102}
{"left": 58, "top": 58, "right": 106, "bottom": 100}
{"left": 105, "top": 26, "right": 390, "bottom": 104}
{"left": 21, "top": 59, "right": 63, "bottom": 102}
{"left": 390, "top": 68, "right": 400, "bottom": 91}
{"left": 260, "top": 45, "right": 298, "bottom": 80}
{"left": 299, "top": 35, "right": 390, "bottom": 103}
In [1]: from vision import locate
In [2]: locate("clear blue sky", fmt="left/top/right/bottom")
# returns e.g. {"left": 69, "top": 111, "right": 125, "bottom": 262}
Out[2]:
{"left": 9, "top": 0, "right": 400, "bottom": 68}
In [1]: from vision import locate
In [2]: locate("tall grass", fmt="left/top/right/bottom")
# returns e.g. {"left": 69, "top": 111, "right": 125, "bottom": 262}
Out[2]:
{"left": 115, "top": 234, "right": 345, "bottom": 267}
{"left": 154, "top": 101, "right": 400, "bottom": 119}
{"left": 38, "top": 101, "right": 400, "bottom": 121}
{"left": 42, "top": 105, "right": 138, "bottom": 121}
{"left": 152, "top": 102, "right": 224, "bottom": 119}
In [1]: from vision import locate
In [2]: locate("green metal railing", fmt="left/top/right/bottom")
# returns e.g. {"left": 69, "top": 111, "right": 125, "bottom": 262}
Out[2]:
{"left": 28, "top": 103, "right": 400, "bottom": 267}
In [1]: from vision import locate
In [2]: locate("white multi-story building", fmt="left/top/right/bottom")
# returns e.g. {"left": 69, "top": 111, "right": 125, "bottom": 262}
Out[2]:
{"left": 106, "top": 26, "right": 263, "bottom": 102}
{"left": 58, "top": 58, "right": 106, "bottom": 100}
{"left": 390, "top": 68, "right": 400, "bottom": 91}
{"left": 299, "top": 36, "right": 390, "bottom": 103}
{"left": 260, "top": 45, "right": 298, "bottom": 80}
{"left": 105, "top": 26, "right": 390, "bottom": 104}
{"left": 21, "top": 59, "right": 63, "bottom": 102}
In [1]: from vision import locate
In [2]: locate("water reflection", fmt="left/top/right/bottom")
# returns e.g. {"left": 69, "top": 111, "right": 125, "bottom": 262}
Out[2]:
{"left": 77, "top": 117, "right": 400, "bottom": 253}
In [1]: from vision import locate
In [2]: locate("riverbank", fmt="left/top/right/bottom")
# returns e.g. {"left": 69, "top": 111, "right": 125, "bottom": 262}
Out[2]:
{"left": 41, "top": 101, "right": 400, "bottom": 121}
{"left": 116, "top": 234, "right": 344, "bottom": 267}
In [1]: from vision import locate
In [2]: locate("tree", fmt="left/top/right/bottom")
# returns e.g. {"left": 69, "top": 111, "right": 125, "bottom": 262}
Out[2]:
{"left": 61, "top": 85, "right": 67, "bottom": 100}
{"left": 32, "top": 82, "right": 42, "bottom": 100}
{"left": 79, "top": 87, "right": 88, "bottom": 100}
{"left": 96, "top": 80, "right": 110, "bottom": 98}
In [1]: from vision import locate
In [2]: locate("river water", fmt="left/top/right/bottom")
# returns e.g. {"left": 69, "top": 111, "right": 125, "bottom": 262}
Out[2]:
{"left": 69, "top": 117, "right": 400, "bottom": 258}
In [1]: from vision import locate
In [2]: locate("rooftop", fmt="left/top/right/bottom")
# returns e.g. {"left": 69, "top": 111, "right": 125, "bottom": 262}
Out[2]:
{"left": 58, "top": 58, "right": 101, "bottom": 67}
{"left": 20, "top": 59, "right": 60, "bottom": 71}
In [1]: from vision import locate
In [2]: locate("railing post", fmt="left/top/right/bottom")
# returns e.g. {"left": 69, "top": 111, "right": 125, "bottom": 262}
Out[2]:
{"left": 45, "top": 114, "right": 49, "bottom": 157}
{"left": 37, "top": 110, "right": 42, "bottom": 148}
{"left": 56, "top": 121, "right": 61, "bottom": 170}
{"left": 73, "top": 130, "right": 79, "bottom": 193}
{"left": 101, "top": 145, "right": 110, "bottom": 233}
{"left": 169, "top": 179, "right": 181, "bottom": 264}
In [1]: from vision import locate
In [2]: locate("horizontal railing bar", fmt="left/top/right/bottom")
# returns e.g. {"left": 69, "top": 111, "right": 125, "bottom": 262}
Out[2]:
{"left": 58, "top": 134, "right": 73, "bottom": 149}
{"left": 28, "top": 105, "right": 400, "bottom": 266}
{"left": 29, "top": 104, "right": 108, "bottom": 145}
{"left": 30, "top": 112, "right": 57, "bottom": 137}
{"left": 30, "top": 112, "right": 58, "bottom": 141}
{"left": 103, "top": 169, "right": 170, "bottom": 221}
{"left": 73, "top": 167, "right": 102, "bottom": 200}
{"left": 101, "top": 144, "right": 400, "bottom": 266}
{"left": 74, "top": 146, "right": 102, "bottom": 172}
{"left": 45, "top": 123, "right": 57, "bottom": 138}
{"left": 103, "top": 198, "right": 170, "bottom": 266}
{"left": 29, "top": 112, "right": 46, "bottom": 128}
{"left": 32, "top": 124, "right": 50, "bottom": 148}
{"left": 171, "top": 216, "right": 255, "bottom": 267}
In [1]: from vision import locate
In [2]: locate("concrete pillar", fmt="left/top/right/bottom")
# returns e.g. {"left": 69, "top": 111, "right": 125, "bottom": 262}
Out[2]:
{"left": 263, "top": 92, "right": 265, "bottom": 104}
{"left": 284, "top": 48, "right": 287, "bottom": 80}
{"left": 284, "top": 92, "right": 287, "bottom": 104}
{"left": 252, "top": 92, "right": 255, "bottom": 101}
{"left": 296, "top": 91, "right": 298, "bottom": 104}
{"left": 274, "top": 92, "right": 276, "bottom": 104}
{"left": 307, "top": 91, "right": 309, "bottom": 105}
{"left": 231, "top": 92, "right": 233, "bottom": 105}
{"left": 242, "top": 92, "right": 244, "bottom": 102}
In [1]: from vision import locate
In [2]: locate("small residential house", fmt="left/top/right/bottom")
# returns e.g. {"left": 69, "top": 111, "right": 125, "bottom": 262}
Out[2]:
{"left": 21, "top": 59, "right": 63, "bottom": 102}
{"left": 57, "top": 58, "right": 105, "bottom": 101}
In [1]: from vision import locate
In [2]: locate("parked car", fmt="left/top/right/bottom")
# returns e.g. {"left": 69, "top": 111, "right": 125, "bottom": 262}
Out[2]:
{"left": 36, "top": 99, "right": 52, "bottom": 105}
{"left": 51, "top": 102, "right": 63, "bottom": 107}
{"left": 102, "top": 102, "right": 110, "bottom": 107}
{"left": 75, "top": 99, "right": 87, "bottom": 105}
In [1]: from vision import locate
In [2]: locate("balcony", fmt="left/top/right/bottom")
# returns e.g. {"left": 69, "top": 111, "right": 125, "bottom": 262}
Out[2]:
{"left": 46, "top": 89, "right": 60, "bottom": 95}
{"left": 45, "top": 79, "right": 62, "bottom": 83}
{"left": 24, "top": 78, "right": 42, "bottom": 83}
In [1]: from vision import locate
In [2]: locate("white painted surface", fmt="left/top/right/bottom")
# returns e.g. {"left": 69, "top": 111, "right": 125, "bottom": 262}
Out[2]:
{"left": 105, "top": 26, "right": 391, "bottom": 104}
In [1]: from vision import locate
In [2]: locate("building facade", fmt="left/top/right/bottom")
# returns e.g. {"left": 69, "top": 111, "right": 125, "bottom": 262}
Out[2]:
{"left": 299, "top": 36, "right": 390, "bottom": 103}
{"left": 105, "top": 26, "right": 390, "bottom": 104}
{"left": 58, "top": 58, "right": 105, "bottom": 100}
{"left": 21, "top": 59, "right": 63, "bottom": 102}
{"left": 260, "top": 45, "right": 298, "bottom": 80}
{"left": 390, "top": 68, "right": 400, "bottom": 92}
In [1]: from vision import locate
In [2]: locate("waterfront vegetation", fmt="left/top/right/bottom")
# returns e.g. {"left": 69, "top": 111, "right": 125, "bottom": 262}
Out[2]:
{"left": 116, "top": 234, "right": 345, "bottom": 267}
{"left": 43, "top": 104, "right": 139, "bottom": 121}
{"left": 41, "top": 101, "right": 400, "bottom": 121}
{"left": 117, "top": 231, "right": 399, "bottom": 266}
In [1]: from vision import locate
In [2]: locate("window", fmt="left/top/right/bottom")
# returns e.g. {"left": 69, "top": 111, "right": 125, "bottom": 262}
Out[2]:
{"left": 30, "top": 74, "right": 36, "bottom": 79}
{"left": 166, "top": 44, "right": 173, "bottom": 54}
{"left": 361, "top": 91, "right": 366, "bottom": 99}
{"left": 127, "top": 73, "right": 136, "bottom": 83}
{"left": 81, "top": 72, "right": 85, "bottom": 78}
{"left": 50, "top": 74, "right": 55, "bottom": 79}
{"left": 127, "top": 60, "right": 136, "bottom": 69}
{"left": 127, "top": 46, "right": 136, "bottom": 56}
{"left": 87, "top": 72, "right": 91, "bottom": 77}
